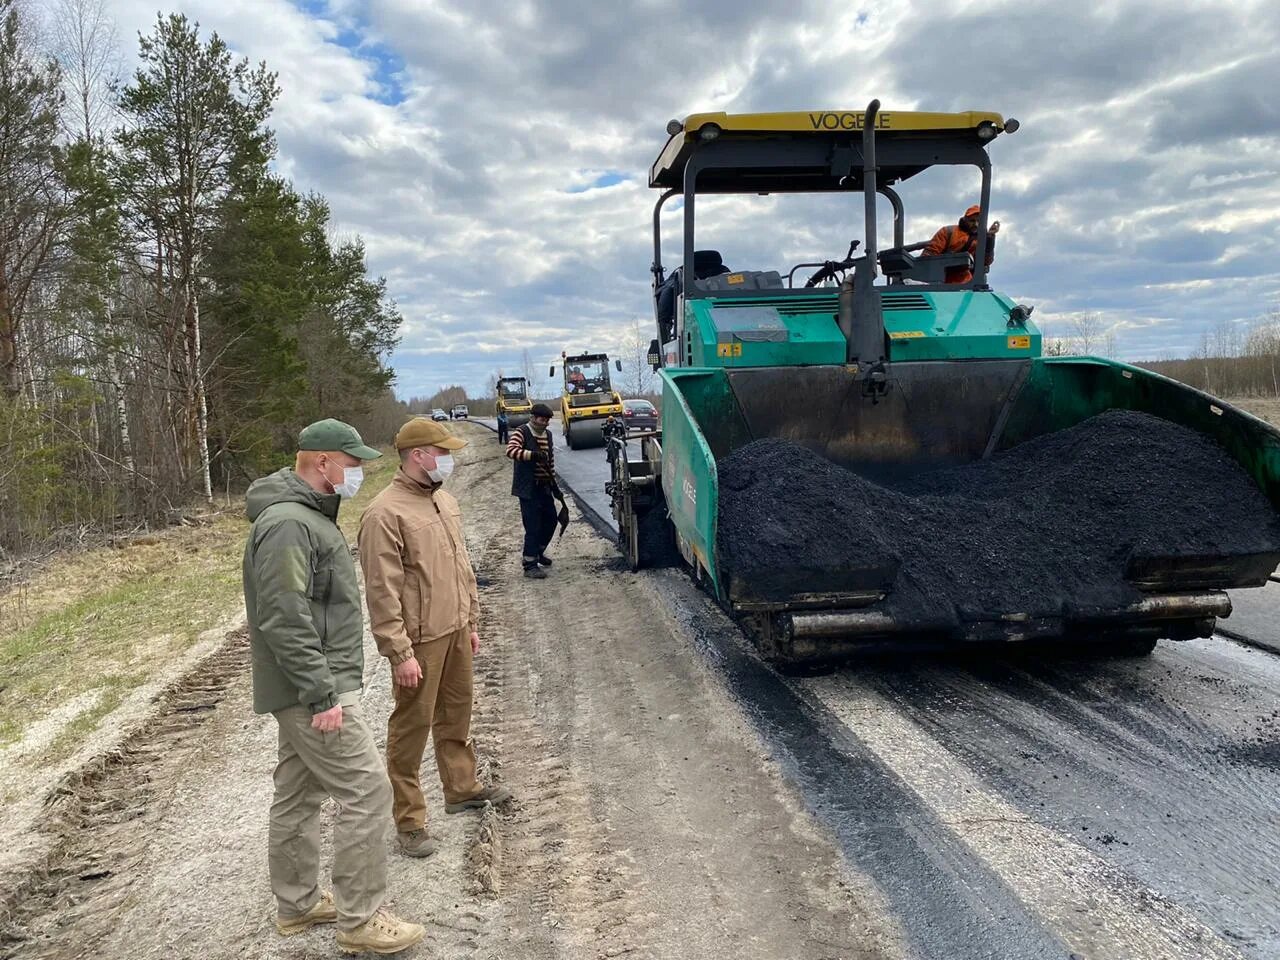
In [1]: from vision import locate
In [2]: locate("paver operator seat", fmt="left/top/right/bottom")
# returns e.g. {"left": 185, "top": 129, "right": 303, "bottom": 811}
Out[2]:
{"left": 656, "top": 249, "right": 732, "bottom": 343}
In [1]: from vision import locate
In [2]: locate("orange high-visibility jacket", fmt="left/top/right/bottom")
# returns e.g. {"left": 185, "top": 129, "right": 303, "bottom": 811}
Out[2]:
{"left": 923, "top": 225, "right": 995, "bottom": 284}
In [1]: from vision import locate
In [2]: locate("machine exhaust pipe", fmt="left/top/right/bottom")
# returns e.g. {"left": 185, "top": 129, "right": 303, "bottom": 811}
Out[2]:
{"left": 838, "top": 99, "right": 888, "bottom": 397}
{"left": 861, "top": 99, "right": 880, "bottom": 279}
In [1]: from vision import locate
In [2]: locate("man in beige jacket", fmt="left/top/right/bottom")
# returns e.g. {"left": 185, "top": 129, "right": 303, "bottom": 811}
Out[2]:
{"left": 358, "top": 417, "right": 512, "bottom": 858}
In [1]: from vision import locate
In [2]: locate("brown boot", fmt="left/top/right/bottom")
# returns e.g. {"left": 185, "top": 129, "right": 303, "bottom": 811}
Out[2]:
{"left": 276, "top": 889, "right": 338, "bottom": 936}
{"left": 336, "top": 908, "right": 425, "bottom": 955}
{"left": 445, "top": 784, "right": 514, "bottom": 814}
{"left": 397, "top": 828, "right": 438, "bottom": 858}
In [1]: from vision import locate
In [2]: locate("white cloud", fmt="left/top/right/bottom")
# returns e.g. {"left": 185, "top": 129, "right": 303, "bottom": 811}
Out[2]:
{"left": 100, "top": 0, "right": 1280, "bottom": 395}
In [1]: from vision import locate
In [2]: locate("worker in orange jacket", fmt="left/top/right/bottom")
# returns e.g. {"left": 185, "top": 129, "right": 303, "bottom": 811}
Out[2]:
{"left": 923, "top": 205, "right": 1000, "bottom": 284}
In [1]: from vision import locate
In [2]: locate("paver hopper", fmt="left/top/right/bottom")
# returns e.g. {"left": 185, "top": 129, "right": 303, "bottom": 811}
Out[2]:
{"left": 656, "top": 357, "right": 1280, "bottom": 661}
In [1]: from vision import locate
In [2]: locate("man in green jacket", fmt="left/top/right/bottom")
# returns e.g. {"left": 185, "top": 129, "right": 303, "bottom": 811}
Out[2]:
{"left": 242, "top": 418, "right": 424, "bottom": 955}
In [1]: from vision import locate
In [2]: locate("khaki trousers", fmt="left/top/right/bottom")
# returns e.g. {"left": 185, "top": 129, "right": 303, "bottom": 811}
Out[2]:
{"left": 269, "top": 697, "right": 391, "bottom": 931}
{"left": 386, "top": 627, "right": 481, "bottom": 831}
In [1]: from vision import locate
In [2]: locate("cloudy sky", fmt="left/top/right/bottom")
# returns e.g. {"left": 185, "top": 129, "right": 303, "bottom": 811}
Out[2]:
{"left": 96, "top": 0, "right": 1280, "bottom": 398}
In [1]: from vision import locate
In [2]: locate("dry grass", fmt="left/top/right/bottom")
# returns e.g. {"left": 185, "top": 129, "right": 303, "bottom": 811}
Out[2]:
{"left": 0, "top": 453, "right": 399, "bottom": 751}
{"left": 1228, "top": 397, "right": 1280, "bottom": 428}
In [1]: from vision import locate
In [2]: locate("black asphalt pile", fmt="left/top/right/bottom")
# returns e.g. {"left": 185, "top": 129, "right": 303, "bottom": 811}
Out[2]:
{"left": 716, "top": 410, "right": 1280, "bottom": 626}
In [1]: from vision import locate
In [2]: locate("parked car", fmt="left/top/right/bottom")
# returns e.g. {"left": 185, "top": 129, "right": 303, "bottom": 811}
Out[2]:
{"left": 621, "top": 398, "right": 658, "bottom": 432}
{"left": 451, "top": 404, "right": 469, "bottom": 419}
{"left": 431, "top": 408, "right": 448, "bottom": 421}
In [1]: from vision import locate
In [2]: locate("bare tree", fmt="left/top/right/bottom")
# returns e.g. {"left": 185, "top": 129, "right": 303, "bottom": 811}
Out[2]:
{"left": 613, "top": 316, "right": 656, "bottom": 397}
{"left": 1142, "top": 309, "right": 1280, "bottom": 399}
{"left": 1037, "top": 322, "right": 1069, "bottom": 357}
{"left": 1069, "top": 313, "right": 1104, "bottom": 356}
{"left": 1102, "top": 328, "right": 1118, "bottom": 358}
{"left": 51, "top": 0, "right": 119, "bottom": 143}
{"left": 52, "top": 0, "right": 135, "bottom": 474}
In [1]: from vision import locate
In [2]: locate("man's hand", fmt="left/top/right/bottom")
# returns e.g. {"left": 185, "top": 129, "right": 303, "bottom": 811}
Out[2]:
{"left": 988, "top": 220, "right": 1001, "bottom": 235}
{"left": 311, "top": 704, "right": 344, "bottom": 733}
{"left": 393, "top": 656, "right": 423, "bottom": 689}
{"left": 470, "top": 631, "right": 480, "bottom": 655}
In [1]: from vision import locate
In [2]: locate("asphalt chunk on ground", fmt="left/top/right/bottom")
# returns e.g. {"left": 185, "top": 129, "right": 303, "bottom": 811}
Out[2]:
{"left": 717, "top": 410, "right": 1280, "bottom": 625}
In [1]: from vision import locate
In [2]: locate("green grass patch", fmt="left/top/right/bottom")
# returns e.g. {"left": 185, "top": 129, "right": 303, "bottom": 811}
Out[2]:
{"left": 0, "top": 533, "right": 244, "bottom": 749}
{"left": 0, "top": 451, "right": 399, "bottom": 757}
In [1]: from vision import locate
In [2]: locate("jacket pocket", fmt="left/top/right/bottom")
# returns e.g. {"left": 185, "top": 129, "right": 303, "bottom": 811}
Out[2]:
{"left": 308, "top": 566, "right": 332, "bottom": 644}
{"left": 308, "top": 567, "right": 332, "bottom": 601}
{"left": 403, "top": 575, "right": 422, "bottom": 642}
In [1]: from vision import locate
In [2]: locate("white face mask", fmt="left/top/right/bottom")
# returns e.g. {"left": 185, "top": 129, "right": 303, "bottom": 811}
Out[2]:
{"left": 333, "top": 465, "right": 364, "bottom": 499}
{"left": 427, "top": 454, "right": 454, "bottom": 484}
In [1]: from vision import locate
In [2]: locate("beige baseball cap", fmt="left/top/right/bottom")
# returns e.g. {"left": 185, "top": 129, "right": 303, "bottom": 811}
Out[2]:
{"left": 394, "top": 416, "right": 467, "bottom": 451}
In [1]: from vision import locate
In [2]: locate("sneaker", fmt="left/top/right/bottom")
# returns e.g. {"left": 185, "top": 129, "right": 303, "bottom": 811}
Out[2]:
{"left": 336, "top": 908, "right": 425, "bottom": 955}
{"left": 536, "top": 554, "right": 553, "bottom": 567}
{"left": 397, "top": 828, "right": 438, "bottom": 859}
{"left": 277, "top": 889, "right": 338, "bottom": 936}
{"left": 446, "top": 784, "right": 514, "bottom": 814}
{"left": 522, "top": 564, "right": 547, "bottom": 579}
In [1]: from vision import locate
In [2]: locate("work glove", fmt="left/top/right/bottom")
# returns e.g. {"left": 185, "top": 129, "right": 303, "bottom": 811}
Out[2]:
{"left": 532, "top": 450, "right": 550, "bottom": 463}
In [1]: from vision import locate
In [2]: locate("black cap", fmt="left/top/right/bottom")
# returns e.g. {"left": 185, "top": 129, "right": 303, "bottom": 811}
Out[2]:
{"left": 530, "top": 403, "right": 554, "bottom": 418}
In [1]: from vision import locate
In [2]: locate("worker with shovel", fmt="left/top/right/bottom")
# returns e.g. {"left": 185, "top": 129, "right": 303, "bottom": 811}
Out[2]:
{"left": 506, "top": 403, "right": 569, "bottom": 578}
{"left": 358, "top": 416, "right": 513, "bottom": 860}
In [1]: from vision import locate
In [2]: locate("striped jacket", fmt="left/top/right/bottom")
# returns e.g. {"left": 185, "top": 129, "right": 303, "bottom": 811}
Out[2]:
{"left": 506, "top": 424, "right": 554, "bottom": 498}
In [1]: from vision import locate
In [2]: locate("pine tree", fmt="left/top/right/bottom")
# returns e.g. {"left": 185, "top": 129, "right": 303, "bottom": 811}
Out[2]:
{"left": 115, "top": 14, "right": 278, "bottom": 500}
{"left": 0, "top": 0, "right": 64, "bottom": 399}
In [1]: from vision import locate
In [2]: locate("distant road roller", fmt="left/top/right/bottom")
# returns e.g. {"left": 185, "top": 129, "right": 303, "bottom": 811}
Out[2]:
{"left": 495, "top": 376, "right": 533, "bottom": 428}
{"left": 552, "top": 352, "right": 624, "bottom": 449}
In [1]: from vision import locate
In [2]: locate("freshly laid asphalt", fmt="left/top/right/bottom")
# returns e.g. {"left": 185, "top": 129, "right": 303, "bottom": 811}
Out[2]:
{"left": 475, "top": 415, "right": 1280, "bottom": 959}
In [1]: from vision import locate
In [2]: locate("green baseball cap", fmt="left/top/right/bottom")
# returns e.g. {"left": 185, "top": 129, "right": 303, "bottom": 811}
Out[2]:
{"left": 297, "top": 419, "right": 382, "bottom": 460}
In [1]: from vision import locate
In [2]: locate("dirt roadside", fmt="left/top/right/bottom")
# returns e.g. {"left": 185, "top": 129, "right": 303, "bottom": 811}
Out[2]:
{"left": 0, "top": 455, "right": 400, "bottom": 910}
{"left": 1, "top": 422, "right": 902, "bottom": 960}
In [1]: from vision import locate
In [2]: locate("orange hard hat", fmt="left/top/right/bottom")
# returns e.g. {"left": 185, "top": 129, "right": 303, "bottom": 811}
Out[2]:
{"left": 964, "top": 205, "right": 982, "bottom": 218}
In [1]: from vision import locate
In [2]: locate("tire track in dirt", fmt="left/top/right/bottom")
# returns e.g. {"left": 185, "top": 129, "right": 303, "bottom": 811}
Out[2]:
{"left": 458, "top": 423, "right": 899, "bottom": 959}
{"left": 2, "top": 425, "right": 903, "bottom": 960}
{"left": 491, "top": 575, "right": 644, "bottom": 959}
{"left": 462, "top": 441, "right": 644, "bottom": 959}
{"left": 0, "top": 628, "right": 250, "bottom": 957}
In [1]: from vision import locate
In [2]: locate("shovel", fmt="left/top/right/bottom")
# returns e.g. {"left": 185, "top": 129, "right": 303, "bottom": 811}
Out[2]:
{"left": 551, "top": 484, "right": 571, "bottom": 538}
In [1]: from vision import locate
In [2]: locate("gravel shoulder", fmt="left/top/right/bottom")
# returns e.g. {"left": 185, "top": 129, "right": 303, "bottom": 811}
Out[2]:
{"left": 1, "top": 422, "right": 901, "bottom": 960}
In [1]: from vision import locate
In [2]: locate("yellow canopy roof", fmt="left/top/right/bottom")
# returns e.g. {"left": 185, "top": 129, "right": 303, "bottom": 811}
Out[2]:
{"left": 650, "top": 108, "right": 1013, "bottom": 192}
{"left": 678, "top": 109, "right": 1006, "bottom": 136}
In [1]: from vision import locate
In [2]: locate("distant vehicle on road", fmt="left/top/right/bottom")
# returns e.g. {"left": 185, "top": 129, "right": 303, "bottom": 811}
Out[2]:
{"left": 621, "top": 399, "right": 658, "bottom": 432}
{"left": 451, "top": 404, "right": 469, "bottom": 419}
{"left": 551, "top": 351, "right": 624, "bottom": 449}
{"left": 495, "top": 377, "right": 533, "bottom": 428}
{"left": 431, "top": 408, "right": 448, "bottom": 421}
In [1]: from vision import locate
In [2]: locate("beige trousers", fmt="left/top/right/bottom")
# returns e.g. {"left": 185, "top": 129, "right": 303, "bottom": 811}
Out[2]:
{"left": 269, "top": 697, "right": 391, "bottom": 931}
{"left": 386, "top": 627, "right": 481, "bottom": 831}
